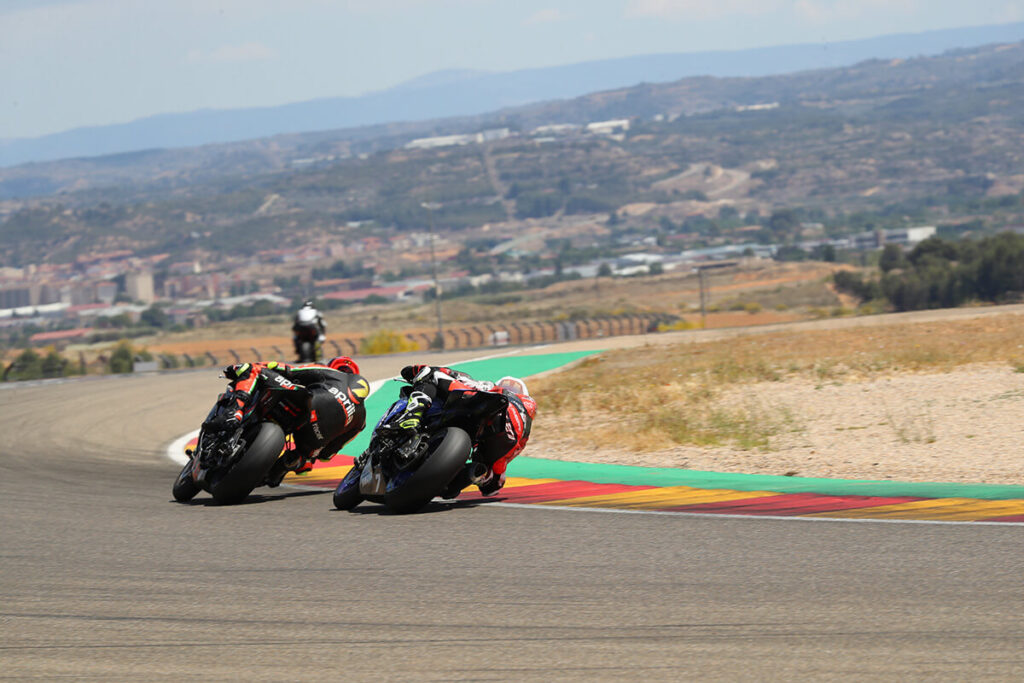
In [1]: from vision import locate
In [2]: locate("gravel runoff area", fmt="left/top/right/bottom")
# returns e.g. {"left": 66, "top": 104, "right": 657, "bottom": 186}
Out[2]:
{"left": 532, "top": 364, "right": 1024, "bottom": 485}
{"left": 527, "top": 305, "right": 1024, "bottom": 486}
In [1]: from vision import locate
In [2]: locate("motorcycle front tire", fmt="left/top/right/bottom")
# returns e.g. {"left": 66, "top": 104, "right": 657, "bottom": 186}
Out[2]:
{"left": 333, "top": 466, "right": 364, "bottom": 510}
{"left": 172, "top": 460, "right": 201, "bottom": 502}
{"left": 384, "top": 427, "right": 471, "bottom": 514}
{"left": 210, "top": 422, "right": 286, "bottom": 505}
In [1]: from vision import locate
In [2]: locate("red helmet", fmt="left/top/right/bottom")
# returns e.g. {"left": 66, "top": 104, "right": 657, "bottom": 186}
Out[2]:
{"left": 328, "top": 356, "right": 360, "bottom": 374}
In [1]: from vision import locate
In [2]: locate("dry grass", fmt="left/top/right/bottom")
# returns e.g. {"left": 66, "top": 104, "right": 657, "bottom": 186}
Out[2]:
{"left": 532, "top": 313, "right": 1024, "bottom": 452}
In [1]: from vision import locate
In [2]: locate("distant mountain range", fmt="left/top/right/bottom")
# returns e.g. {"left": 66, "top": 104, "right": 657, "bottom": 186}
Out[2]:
{"left": 2, "top": 21, "right": 1023, "bottom": 168}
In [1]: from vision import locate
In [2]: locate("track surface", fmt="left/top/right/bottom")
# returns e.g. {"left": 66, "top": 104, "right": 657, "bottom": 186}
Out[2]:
{"left": 3, "top": 345, "right": 1024, "bottom": 680}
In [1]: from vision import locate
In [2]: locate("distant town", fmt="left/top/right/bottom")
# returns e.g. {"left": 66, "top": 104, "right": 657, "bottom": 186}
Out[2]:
{"left": 1, "top": 216, "right": 941, "bottom": 350}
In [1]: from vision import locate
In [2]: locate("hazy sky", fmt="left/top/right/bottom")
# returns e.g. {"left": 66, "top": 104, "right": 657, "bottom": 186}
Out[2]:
{"left": 3, "top": 0, "right": 1023, "bottom": 140}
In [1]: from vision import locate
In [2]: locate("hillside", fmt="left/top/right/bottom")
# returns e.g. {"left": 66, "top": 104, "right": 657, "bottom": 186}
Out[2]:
{"left": 3, "top": 41, "right": 1024, "bottom": 267}
{"left": 2, "top": 20, "right": 1021, "bottom": 169}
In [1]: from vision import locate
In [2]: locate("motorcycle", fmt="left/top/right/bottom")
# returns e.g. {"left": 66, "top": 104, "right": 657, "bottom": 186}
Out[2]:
{"left": 293, "top": 323, "right": 322, "bottom": 363}
{"left": 172, "top": 368, "right": 311, "bottom": 505}
{"left": 333, "top": 387, "right": 508, "bottom": 514}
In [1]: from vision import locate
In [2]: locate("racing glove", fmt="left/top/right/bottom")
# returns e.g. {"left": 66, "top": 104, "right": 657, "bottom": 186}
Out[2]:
{"left": 397, "top": 391, "right": 432, "bottom": 430}
{"left": 223, "top": 362, "right": 255, "bottom": 381}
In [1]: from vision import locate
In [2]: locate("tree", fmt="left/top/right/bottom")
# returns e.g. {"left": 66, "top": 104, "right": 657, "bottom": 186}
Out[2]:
{"left": 597, "top": 263, "right": 613, "bottom": 277}
{"left": 878, "top": 243, "right": 905, "bottom": 273}
{"left": 109, "top": 341, "right": 134, "bottom": 374}
{"left": 649, "top": 262, "right": 664, "bottom": 276}
{"left": 768, "top": 209, "right": 800, "bottom": 239}
{"left": 140, "top": 305, "right": 169, "bottom": 329}
{"left": 774, "top": 245, "right": 807, "bottom": 262}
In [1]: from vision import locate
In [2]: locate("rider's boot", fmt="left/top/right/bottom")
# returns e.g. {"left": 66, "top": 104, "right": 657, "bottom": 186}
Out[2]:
{"left": 265, "top": 461, "right": 288, "bottom": 488}
{"left": 470, "top": 462, "right": 504, "bottom": 496}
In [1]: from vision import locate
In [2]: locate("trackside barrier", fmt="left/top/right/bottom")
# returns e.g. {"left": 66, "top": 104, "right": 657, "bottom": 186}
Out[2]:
{"left": 150, "top": 313, "right": 680, "bottom": 368}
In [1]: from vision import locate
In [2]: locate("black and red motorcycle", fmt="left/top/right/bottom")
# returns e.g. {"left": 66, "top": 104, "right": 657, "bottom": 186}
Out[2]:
{"left": 172, "top": 368, "right": 310, "bottom": 505}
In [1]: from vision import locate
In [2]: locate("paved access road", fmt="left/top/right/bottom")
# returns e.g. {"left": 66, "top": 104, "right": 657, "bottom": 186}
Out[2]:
{"left": 2, "top": 348, "right": 1023, "bottom": 680}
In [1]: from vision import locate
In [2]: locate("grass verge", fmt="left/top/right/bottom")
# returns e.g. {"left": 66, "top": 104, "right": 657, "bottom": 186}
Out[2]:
{"left": 531, "top": 312, "right": 1024, "bottom": 452}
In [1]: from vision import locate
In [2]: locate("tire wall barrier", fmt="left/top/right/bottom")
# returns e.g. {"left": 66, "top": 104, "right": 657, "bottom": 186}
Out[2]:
{"left": 147, "top": 313, "right": 678, "bottom": 368}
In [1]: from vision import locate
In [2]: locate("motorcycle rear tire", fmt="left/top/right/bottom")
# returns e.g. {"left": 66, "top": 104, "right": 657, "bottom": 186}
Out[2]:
{"left": 298, "top": 341, "right": 314, "bottom": 362}
{"left": 332, "top": 466, "right": 364, "bottom": 510}
{"left": 172, "top": 460, "right": 201, "bottom": 502}
{"left": 210, "top": 422, "right": 286, "bottom": 505}
{"left": 384, "top": 427, "right": 471, "bottom": 514}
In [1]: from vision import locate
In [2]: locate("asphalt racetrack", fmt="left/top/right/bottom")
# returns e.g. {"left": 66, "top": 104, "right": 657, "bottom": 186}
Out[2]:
{"left": 3, "top": 344, "right": 1024, "bottom": 680}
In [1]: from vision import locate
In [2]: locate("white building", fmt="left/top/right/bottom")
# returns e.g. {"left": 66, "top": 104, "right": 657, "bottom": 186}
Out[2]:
{"left": 735, "top": 102, "right": 780, "bottom": 112}
{"left": 532, "top": 123, "right": 580, "bottom": 136}
{"left": 480, "top": 128, "right": 510, "bottom": 142}
{"left": 405, "top": 134, "right": 479, "bottom": 150}
{"left": 585, "top": 119, "right": 630, "bottom": 135}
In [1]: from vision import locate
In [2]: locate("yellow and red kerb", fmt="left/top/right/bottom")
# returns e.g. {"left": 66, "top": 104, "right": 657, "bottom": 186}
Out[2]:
{"left": 181, "top": 438, "right": 1024, "bottom": 522}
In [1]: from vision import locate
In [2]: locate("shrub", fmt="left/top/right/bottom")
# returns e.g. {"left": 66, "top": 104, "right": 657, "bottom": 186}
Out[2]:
{"left": 40, "top": 349, "right": 68, "bottom": 378}
{"left": 108, "top": 341, "right": 135, "bottom": 374}
{"left": 658, "top": 319, "right": 700, "bottom": 332}
{"left": 359, "top": 329, "right": 418, "bottom": 355}
{"left": 5, "top": 348, "right": 43, "bottom": 381}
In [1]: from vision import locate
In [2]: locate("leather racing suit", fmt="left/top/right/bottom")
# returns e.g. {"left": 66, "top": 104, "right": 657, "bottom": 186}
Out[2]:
{"left": 223, "top": 361, "right": 369, "bottom": 481}
{"left": 398, "top": 364, "right": 537, "bottom": 496}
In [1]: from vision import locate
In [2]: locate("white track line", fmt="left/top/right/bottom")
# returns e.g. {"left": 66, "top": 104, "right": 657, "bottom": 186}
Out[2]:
{"left": 485, "top": 502, "right": 1024, "bottom": 527}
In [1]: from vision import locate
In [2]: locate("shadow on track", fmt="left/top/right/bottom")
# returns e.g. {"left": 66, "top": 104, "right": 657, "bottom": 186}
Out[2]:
{"left": 332, "top": 496, "right": 507, "bottom": 516}
{"left": 169, "top": 489, "right": 326, "bottom": 507}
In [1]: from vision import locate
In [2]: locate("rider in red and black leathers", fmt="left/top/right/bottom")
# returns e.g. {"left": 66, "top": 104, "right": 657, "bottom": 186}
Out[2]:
{"left": 395, "top": 364, "right": 537, "bottom": 497}
{"left": 221, "top": 357, "right": 368, "bottom": 484}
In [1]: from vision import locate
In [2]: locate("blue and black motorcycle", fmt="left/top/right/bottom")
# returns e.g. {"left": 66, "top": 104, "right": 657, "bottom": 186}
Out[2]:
{"left": 333, "top": 386, "right": 506, "bottom": 514}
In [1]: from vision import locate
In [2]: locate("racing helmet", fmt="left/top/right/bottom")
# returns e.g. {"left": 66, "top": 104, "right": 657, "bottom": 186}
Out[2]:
{"left": 496, "top": 376, "right": 529, "bottom": 396}
{"left": 328, "top": 356, "right": 360, "bottom": 374}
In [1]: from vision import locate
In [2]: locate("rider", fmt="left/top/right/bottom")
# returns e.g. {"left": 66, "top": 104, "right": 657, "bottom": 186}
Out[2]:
{"left": 221, "top": 356, "right": 369, "bottom": 485}
{"left": 292, "top": 300, "right": 326, "bottom": 360}
{"left": 394, "top": 364, "right": 537, "bottom": 497}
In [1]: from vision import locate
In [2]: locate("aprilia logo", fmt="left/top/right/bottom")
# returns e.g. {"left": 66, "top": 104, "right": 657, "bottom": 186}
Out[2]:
{"left": 328, "top": 386, "right": 356, "bottom": 420}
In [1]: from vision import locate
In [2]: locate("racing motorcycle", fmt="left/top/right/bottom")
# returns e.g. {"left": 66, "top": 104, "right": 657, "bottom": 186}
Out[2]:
{"left": 293, "top": 307, "right": 323, "bottom": 362}
{"left": 172, "top": 367, "right": 310, "bottom": 505}
{"left": 294, "top": 326, "right": 321, "bottom": 363}
{"left": 332, "top": 387, "right": 507, "bottom": 514}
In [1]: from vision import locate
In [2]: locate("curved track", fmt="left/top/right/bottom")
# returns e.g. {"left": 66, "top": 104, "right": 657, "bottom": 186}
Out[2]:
{"left": 3, "top": 348, "right": 1024, "bottom": 680}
